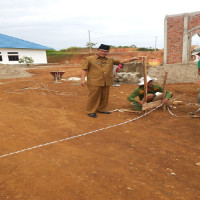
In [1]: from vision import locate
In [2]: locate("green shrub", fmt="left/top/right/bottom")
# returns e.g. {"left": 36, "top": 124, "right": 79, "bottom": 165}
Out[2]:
{"left": 18, "top": 56, "right": 34, "bottom": 65}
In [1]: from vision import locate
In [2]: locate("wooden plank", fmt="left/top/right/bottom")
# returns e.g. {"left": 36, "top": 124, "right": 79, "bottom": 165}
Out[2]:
{"left": 117, "top": 109, "right": 140, "bottom": 113}
{"left": 111, "top": 109, "right": 139, "bottom": 113}
{"left": 142, "top": 100, "right": 162, "bottom": 110}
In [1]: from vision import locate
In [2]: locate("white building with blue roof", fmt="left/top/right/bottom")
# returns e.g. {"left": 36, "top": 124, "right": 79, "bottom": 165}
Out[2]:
{"left": 0, "top": 33, "right": 52, "bottom": 64}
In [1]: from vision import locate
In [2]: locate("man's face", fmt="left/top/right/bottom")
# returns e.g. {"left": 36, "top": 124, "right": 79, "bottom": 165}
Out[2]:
{"left": 97, "top": 49, "right": 109, "bottom": 57}
{"left": 147, "top": 80, "right": 153, "bottom": 87}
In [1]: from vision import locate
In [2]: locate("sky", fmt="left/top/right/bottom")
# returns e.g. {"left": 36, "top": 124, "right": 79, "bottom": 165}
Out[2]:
{"left": 0, "top": 0, "right": 200, "bottom": 50}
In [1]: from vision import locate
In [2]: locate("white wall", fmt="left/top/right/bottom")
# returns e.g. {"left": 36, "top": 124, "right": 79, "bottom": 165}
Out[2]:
{"left": 0, "top": 48, "right": 48, "bottom": 64}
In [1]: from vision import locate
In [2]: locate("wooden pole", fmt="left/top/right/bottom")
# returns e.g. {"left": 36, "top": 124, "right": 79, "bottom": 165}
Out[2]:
{"left": 143, "top": 57, "right": 148, "bottom": 104}
{"left": 162, "top": 71, "right": 168, "bottom": 111}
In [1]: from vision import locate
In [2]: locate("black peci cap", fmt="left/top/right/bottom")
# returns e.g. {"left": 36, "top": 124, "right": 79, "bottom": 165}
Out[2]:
{"left": 98, "top": 44, "right": 110, "bottom": 51}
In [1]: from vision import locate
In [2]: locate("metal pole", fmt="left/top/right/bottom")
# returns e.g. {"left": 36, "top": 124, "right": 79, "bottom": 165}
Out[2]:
{"left": 88, "top": 30, "right": 91, "bottom": 53}
{"left": 155, "top": 36, "right": 157, "bottom": 51}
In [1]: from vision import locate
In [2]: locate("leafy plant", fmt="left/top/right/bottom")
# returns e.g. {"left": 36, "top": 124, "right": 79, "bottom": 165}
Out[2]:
{"left": 19, "top": 56, "right": 34, "bottom": 65}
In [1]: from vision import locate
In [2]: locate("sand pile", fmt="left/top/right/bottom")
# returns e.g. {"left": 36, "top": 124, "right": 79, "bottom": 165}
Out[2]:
{"left": 0, "top": 64, "right": 32, "bottom": 79}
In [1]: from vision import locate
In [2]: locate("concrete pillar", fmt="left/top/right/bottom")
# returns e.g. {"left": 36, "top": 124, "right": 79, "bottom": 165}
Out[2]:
{"left": 188, "top": 33, "right": 192, "bottom": 61}
{"left": 164, "top": 16, "right": 168, "bottom": 65}
{"left": 182, "top": 14, "right": 189, "bottom": 63}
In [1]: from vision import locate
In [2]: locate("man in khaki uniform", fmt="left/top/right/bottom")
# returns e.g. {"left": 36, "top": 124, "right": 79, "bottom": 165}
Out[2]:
{"left": 81, "top": 44, "right": 140, "bottom": 118}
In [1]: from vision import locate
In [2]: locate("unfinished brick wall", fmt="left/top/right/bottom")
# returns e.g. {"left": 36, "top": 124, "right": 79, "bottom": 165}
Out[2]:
{"left": 164, "top": 12, "right": 200, "bottom": 64}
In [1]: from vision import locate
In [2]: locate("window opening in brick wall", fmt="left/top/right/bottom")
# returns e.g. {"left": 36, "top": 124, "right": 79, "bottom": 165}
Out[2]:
{"left": 7, "top": 52, "right": 18, "bottom": 54}
{"left": 0, "top": 56, "right": 2, "bottom": 61}
{"left": 192, "top": 34, "right": 200, "bottom": 46}
{"left": 8, "top": 55, "right": 19, "bottom": 61}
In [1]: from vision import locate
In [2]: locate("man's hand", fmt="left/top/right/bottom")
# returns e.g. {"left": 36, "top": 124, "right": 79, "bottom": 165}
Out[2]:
{"left": 81, "top": 69, "right": 87, "bottom": 87}
{"left": 132, "top": 57, "right": 141, "bottom": 61}
{"left": 81, "top": 80, "right": 86, "bottom": 87}
{"left": 137, "top": 100, "right": 144, "bottom": 105}
{"left": 120, "top": 57, "right": 141, "bottom": 64}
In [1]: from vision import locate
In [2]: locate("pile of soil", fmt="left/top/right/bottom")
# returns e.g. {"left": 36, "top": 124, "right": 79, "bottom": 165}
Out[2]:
{"left": 0, "top": 64, "right": 33, "bottom": 79}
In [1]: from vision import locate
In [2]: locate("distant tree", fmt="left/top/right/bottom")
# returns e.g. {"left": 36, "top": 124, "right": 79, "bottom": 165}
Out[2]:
{"left": 130, "top": 44, "right": 137, "bottom": 48}
{"left": 117, "top": 45, "right": 133, "bottom": 48}
{"left": 86, "top": 42, "right": 97, "bottom": 48}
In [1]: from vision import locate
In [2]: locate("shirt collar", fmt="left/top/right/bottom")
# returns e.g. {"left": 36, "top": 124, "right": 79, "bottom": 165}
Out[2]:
{"left": 96, "top": 54, "right": 108, "bottom": 60}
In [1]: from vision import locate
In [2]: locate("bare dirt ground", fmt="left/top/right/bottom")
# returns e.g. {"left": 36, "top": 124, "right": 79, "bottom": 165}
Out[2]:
{"left": 0, "top": 64, "right": 200, "bottom": 200}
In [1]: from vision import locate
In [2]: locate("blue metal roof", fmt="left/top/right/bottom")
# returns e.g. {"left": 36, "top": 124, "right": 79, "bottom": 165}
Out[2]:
{"left": 0, "top": 33, "right": 52, "bottom": 50}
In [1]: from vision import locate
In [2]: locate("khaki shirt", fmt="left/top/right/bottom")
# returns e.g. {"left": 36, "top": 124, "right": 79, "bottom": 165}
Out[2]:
{"left": 82, "top": 55, "right": 120, "bottom": 86}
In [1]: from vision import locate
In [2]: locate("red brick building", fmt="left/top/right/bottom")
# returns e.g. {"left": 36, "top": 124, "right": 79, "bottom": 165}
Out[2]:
{"left": 164, "top": 11, "right": 200, "bottom": 64}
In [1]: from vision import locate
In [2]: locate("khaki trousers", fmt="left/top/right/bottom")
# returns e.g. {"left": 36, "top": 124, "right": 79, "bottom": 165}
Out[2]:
{"left": 87, "top": 85, "right": 110, "bottom": 113}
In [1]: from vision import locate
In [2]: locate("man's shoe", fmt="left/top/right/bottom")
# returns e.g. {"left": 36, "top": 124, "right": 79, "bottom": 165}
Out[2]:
{"left": 112, "top": 84, "right": 121, "bottom": 87}
{"left": 88, "top": 113, "right": 97, "bottom": 118}
{"left": 98, "top": 111, "right": 111, "bottom": 114}
{"left": 191, "top": 115, "right": 200, "bottom": 118}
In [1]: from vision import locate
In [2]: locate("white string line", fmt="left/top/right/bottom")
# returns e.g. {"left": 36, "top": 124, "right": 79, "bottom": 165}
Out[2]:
{"left": 4, "top": 87, "right": 77, "bottom": 96}
{"left": 194, "top": 108, "right": 200, "bottom": 113}
{"left": 3, "top": 80, "right": 77, "bottom": 96}
{"left": 0, "top": 104, "right": 163, "bottom": 159}
{"left": 167, "top": 106, "right": 177, "bottom": 117}
{"left": 0, "top": 80, "right": 30, "bottom": 85}
{"left": 167, "top": 105, "right": 196, "bottom": 118}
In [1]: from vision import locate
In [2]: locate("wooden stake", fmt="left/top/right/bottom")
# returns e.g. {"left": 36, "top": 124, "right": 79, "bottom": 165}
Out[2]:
{"left": 162, "top": 71, "right": 168, "bottom": 111}
{"left": 143, "top": 57, "right": 148, "bottom": 103}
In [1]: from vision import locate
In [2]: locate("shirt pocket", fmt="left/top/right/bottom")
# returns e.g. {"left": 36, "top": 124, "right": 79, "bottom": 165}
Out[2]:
{"left": 87, "top": 72, "right": 99, "bottom": 78}
{"left": 106, "top": 60, "right": 113, "bottom": 66}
